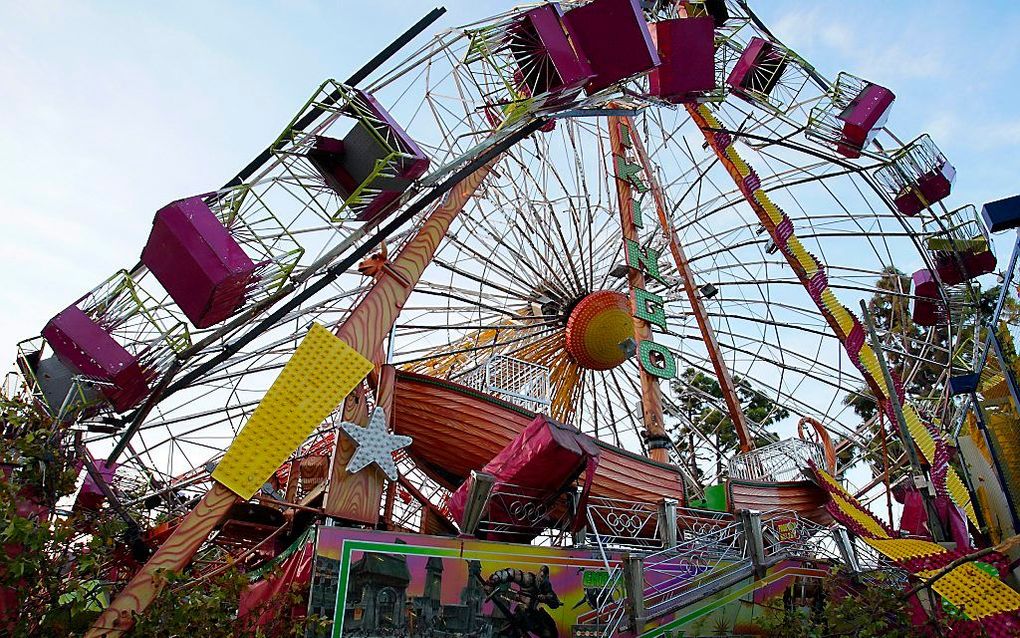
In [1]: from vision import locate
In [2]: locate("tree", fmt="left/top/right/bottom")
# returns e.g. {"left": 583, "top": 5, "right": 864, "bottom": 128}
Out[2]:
{"left": 0, "top": 393, "right": 118, "bottom": 636}
{"left": 759, "top": 569, "right": 927, "bottom": 638}
{"left": 0, "top": 393, "right": 329, "bottom": 637}
{"left": 667, "top": 368, "right": 787, "bottom": 483}
{"left": 843, "top": 267, "right": 1000, "bottom": 480}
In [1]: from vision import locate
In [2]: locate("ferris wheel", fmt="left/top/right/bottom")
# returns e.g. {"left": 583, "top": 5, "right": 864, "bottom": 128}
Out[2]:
{"left": 11, "top": 0, "right": 992, "bottom": 542}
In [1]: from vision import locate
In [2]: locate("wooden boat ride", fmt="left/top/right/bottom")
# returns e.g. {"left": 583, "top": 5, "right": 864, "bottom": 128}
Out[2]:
{"left": 727, "top": 478, "right": 832, "bottom": 525}
{"left": 725, "top": 436, "right": 835, "bottom": 525}
{"left": 392, "top": 370, "right": 686, "bottom": 506}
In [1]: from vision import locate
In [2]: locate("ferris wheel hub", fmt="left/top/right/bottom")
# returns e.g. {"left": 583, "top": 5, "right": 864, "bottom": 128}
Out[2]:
{"left": 563, "top": 290, "right": 634, "bottom": 371}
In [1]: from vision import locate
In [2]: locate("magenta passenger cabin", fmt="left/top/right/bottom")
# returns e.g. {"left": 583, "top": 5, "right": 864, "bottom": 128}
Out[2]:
{"left": 447, "top": 414, "right": 600, "bottom": 543}
{"left": 648, "top": 17, "right": 716, "bottom": 103}
{"left": 42, "top": 305, "right": 150, "bottom": 411}
{"left": 75, "top": 460, "right": 118, "bottom": 512}
{"left": 911, "top": 269, "right": 940, "bottom": 327}
{"left": 142, "top": 197, "right": 257, "bottom": 329}
{"left": 727, "top": 37, "right": 788, "bottom": 98}
{"left": 563, "top": 0, "right": 660, "bottom": 94}
{"left": 307, "top": 89, "right": 429, "bottom": 222}
{"left": 836, "top": 82, "right": 894, "bottom": 158}
{"left": 894, "top": 160, "right": 956, "bottom": 216}
{"left": 936, "top": 249, "right": 996, "bottom": 286}
{"left": 508, "top": 4, "right": 593, "bottom": 101}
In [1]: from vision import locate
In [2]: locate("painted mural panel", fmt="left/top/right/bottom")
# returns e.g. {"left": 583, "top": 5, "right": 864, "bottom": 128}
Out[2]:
{"left": 312, "top": 527, "right": 629, "bottom": 637}
{"left": 309, "top": 527, "right": 829, "bottom": 638}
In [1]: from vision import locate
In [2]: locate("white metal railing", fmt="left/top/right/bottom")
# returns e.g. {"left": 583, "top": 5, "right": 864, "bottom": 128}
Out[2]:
{"left": 572, "top": 499, "right": 908, "bottom": 632}
{"left": 642, "top": 519, "right": 749, "bottom": 618}
{"left": 475, "top": 481, "right": 569, "bottom": 540}
{"left": 572, "top": 567, "right": 628, "bottom": 638}
{"left": 728, "top": 438, "right": 825, "bottom": 483}
{"left": 760, "top": 510, "right": 840, "bottom": 562}
{"left": 875, "top": 134, "right": 952, "bottom": 199}
{"left": 853, "top": 535, "right": 910, "bottom": 588}
{"left": 676, "top": 505, "right": 737, "bottom": 541}
{"left": 584, "top": 496, "right": 661, "bottom": 549}
{"left": 455, "top": 354, "right": 551, "bottom": 412}
{"left": 923, "top": 205, "right": 991, "bottom": 253}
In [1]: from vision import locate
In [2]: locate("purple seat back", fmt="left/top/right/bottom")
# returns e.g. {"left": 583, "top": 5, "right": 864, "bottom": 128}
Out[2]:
{"left": 918, "top": 161, "right": 955, "bottom": 205}
{"left": 448, "top": 414, "right": 600, "bottom": 541}
{"left": 648, "top": 17, "right": 716, "bottom": 103}
{"left": 563, "top": 0, "right": 660, "bottom": 94}
{"left": 42, "top": 305, "right": 149, "bottom": 411}
{"left": 893, "top": 161, "right": 955, "bottom": 216}
{"left": 937, "top": 249, "right": 996, "bottom": 286}
{"left": 308, "top": 89, "right": 430, "bottom": 221}
{"left": 838, "top": 83, "right": 895, "bottom": 151}
{"left": 509, "top": 4, "right": 593, "bottom": 100}
{"left": 727, "top": 37, "right": 787, "bottom": 97}
{"left": 142, "top": 197, "right": 256, "bottom": 328}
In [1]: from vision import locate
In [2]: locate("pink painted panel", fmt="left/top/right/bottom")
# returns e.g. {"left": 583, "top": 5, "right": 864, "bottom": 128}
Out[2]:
{"left": 141, "top": 197, "right": 256, "bottom": 328}
{"left": 448, "top": 414, "right": 599, "bottom": 542}
{"left": 42, "top": 305, "right": 149, "bottom": 411}
{"left": 937, "top": 249, "right": 996, "bottom": 286}
{"left": 838, "top": 82, "right": 894, "bottom": 154}
{"left": 893, "top": 161, "right": 955, "bottom": 216}
{"left": 509, "top": 4, "right": 593, "bottom": 99}
{"left": 563, "top": 0, "right": 660, "bottom": 94}
{"left": 648, "top": 17, "right": 716, "bottom": 103}
{"left": 911, "top": 269, "right": 939, "bottom": 326}
{"left": 727, "top": 37, "right": 786, "bottom": 96}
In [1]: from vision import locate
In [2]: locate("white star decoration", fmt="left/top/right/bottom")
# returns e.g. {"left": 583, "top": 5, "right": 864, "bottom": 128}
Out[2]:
{"left": 340, "top": 407, "right": 412, "bottom": 481}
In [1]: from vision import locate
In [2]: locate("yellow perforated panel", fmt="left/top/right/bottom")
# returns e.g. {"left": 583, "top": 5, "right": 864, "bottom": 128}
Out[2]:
{"left": 922, "top": 563, "right": 1020, "bottom": 619}
{"left": 212, "top": 323, "right": 373, "bottom": 499}
{"left": 726, "top": 147, "right": 750, "bottom": 176}
{"left": 864, "top": 537, "right": 945, "bottom": 562}
{"left": 831, "top": 493, "right": 891, "bottom": 538}
{"left": 757, "top": 196, "right": 785, "bottom": 225}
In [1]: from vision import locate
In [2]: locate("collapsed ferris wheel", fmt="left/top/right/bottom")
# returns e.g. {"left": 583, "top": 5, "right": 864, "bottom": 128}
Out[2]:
{"left": 7, "top": 0, "right": 1016, "bottom": 635}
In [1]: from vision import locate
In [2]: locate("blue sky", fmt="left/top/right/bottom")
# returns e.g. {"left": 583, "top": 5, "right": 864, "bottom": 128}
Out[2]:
{"left": 1, "top": 0, "right": 1019, "bottom": 369}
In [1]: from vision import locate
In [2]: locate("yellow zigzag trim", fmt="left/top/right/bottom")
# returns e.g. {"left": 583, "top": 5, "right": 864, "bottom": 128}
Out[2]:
{"left": 695, "top": 103, "right": 977, "bottom": 524}
{"left": 947, "top": 470, "right": 978, "bottom": 525}
{"left": 756, "top": 194, "right": 785, "bottom": 225}
{"left": 815, "top": 469, "right": 891, "bottom": 539}
{"left": 725, "top": 146, "right": 750, "bottom": 176}
{"left": 831, "top": 492, "right": 891, "bottom": 539}
{"left": 698, "top": 105, "right": 721, "bottom": 128}
{"left": 856, "top": 345, "right": 888, "bottom": 395}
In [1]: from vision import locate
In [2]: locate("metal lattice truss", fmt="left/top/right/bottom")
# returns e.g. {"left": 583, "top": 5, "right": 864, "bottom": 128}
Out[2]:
{"left": 5, "top": 0, "right": 996, "bottom": 533}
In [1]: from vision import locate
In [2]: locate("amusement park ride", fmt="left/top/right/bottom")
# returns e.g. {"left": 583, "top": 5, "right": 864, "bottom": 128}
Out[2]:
{"left": 7, "top": 0, "right": 1020, "bottom": 635}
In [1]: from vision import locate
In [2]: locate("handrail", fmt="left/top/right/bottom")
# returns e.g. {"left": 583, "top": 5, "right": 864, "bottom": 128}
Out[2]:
{"left": 728, "top": 437, "right": 825, "bottom": 482}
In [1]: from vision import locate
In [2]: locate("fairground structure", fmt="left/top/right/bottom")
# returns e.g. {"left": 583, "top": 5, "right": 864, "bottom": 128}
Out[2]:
{"left": 5, "top": 1, "right": 1020, "bottom": 636}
